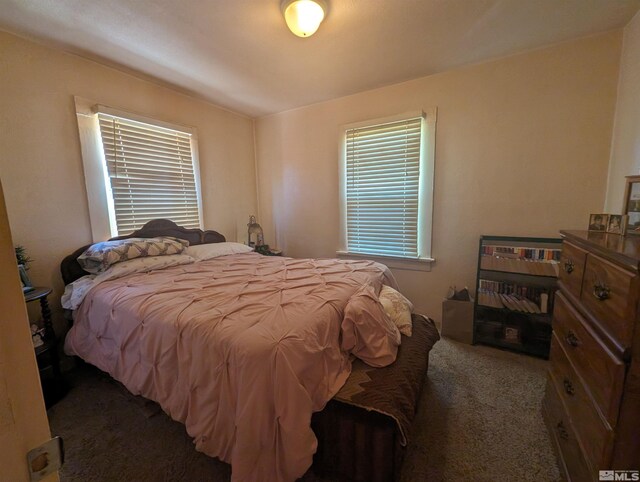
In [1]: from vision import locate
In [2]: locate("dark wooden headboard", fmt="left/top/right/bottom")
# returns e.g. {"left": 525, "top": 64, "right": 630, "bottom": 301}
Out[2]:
{"left": 60, "top": 219, "right": 226, "bottom": 285}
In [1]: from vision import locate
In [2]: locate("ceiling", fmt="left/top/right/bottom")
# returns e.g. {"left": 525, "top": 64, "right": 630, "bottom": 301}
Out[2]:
{"left": 0, "top": 0, "right": 638, "bottom": 117}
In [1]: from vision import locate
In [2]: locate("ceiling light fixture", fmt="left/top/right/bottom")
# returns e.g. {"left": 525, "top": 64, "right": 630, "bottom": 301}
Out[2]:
{"left": 281, "top": 0, "right": 326, "bottom": 38}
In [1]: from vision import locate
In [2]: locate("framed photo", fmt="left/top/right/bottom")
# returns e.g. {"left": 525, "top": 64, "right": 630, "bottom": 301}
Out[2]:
{"left": 624, "top": 176, "right": 640, "bottom": 235}
{"left": 588, "top": 213, "right": 609, "bottom": 232}
{"left": 607, "top": 215, "right": 627, "bottom": 235}
{"left": 504, "top": 326, "right": 520, "bottom": 344}
{"left": 18, "top": 264, "right": 33, "bottom": 293}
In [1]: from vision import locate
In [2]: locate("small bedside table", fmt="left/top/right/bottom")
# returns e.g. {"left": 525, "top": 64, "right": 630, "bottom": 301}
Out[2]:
{"left": 25, "top": 287, "right": 67, "bottom": 407}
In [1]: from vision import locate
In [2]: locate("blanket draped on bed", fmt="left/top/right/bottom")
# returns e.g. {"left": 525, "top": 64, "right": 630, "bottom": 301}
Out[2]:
{"left": 333, "top": 314, "right": 440, "bottom": 445}
{"left": 64, "top": 253, "right": 397, "bottom": 481}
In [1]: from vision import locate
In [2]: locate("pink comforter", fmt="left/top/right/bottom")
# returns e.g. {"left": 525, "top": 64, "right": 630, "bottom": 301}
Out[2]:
{"left": 64, "top": 252, "right": 398, "bottom": 481}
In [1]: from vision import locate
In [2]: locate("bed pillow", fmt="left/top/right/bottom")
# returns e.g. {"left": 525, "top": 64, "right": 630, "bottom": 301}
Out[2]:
{"left": 95, "top": 253, "right": 195, "bottom": 282}
{"left": 378, "top": 285, "right": 414, "bottom": 337}
{"left": 77, "top": 237, "right": 189, "bottom": 274}
{"left": 62, "top": 254, "right": 196, "bottom": 311}
{"left": 186, "top": 242, "right": 254, "bottom": 261}
{"left": 341, "top": 283, "right": 401, "bottom": 367}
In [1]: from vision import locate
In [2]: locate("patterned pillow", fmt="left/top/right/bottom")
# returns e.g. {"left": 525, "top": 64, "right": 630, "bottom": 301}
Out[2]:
{"left": 378, "top": 285, "right": 414, "bottom": 336}
{"left": 77, "top": 237, "right": 189, "bottom": 274}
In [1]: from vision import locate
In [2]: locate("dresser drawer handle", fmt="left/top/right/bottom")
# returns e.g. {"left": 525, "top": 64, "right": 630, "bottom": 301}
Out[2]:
{"left": 563, "top": 259, "right": 574, "bottom": 274}
{"left": 556, "top": 421, "right": 569, "bottom": 440}
{"left": 565, "top": 331, "right": 580, "bottom": 348}
{"left": 593, "top": 282, "right": 610, "bottom": 301}
{"left": 563, "top": 378, "right": 575, "bottom": 396}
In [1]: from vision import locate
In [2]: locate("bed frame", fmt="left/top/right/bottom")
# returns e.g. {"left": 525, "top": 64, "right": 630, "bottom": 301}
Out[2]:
{"left": 60, "top": 219, "right": 226, "bottom": 285}
{"left": 60, "top": 219, "right": 439, "bottom": 481}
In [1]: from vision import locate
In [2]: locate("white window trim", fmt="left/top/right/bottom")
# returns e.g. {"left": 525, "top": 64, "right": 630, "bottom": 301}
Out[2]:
{"left": 74, "top": 96, "right": 203, "bottom": 241}
{"left": 337, "top": 108, "right": 437, "bottom": 270}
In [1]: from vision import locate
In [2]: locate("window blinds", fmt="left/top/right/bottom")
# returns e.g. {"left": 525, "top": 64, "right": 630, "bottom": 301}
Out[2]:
{"left": 97, "top": 113, "right": 200, "bottom": 235}
{"left": 345, "top": 116, "right": 422, "bottom": 258}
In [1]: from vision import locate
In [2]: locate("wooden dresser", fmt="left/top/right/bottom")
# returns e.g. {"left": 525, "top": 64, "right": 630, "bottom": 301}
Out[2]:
{"left": 543, "top": 230, "right": 640, "bottom": 480}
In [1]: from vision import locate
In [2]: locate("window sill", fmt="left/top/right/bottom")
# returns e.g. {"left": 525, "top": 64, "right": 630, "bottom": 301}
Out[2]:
{"left": 336, "top": 251, "right": 434, "bottom": 272}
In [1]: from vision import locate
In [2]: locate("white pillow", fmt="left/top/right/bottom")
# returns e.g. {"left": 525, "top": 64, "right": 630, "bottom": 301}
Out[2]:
{"left": 378, "top": 285, "right": 414, "bottom": 337}
{"left": 341, "top": 283, "right": 401, "bottom": 367}
{"left": 186, "top": 242, "right": 253, "bottom": 261}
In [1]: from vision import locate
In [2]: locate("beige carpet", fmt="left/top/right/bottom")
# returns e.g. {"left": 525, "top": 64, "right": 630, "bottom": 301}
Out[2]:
{"left": 401, "top": 338, "right": 560, "bottom": 481}
{"left": 48, "top": 338, "right": 560, "bottom": 481}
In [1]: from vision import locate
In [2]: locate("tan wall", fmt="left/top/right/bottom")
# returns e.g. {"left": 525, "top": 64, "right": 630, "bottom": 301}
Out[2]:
{"left": 0, "top": 180, "right": 57, "bottom": 482}
{"left": 0, "top": 32, "right": 257, "bottom": 334}
{"left": 255, "top": 32, "right": 622, "bottom": 320}
{"left": 605, "top": 11, "right": 640, "bottom": 212}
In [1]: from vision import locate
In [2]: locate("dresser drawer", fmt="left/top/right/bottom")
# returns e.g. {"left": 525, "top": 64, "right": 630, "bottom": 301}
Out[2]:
{"left": 559, "top": 242, "right": 587, "bottom": 299}
{"left": 543, "top": 378, "right": 595, "bottom": 482}
{"left": 549, "top": 334, "right": 614, "bottom": 469}
{"left": 553, "top": 293, "right": 626, "bottom": 426}
{"left": 581, "top": 254, "right": 638, "bottom": 347}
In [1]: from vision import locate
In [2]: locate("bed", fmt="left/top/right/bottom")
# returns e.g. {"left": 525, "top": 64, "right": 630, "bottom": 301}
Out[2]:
{"left": 60, "top": 219, "right": 439, "bottom": 481}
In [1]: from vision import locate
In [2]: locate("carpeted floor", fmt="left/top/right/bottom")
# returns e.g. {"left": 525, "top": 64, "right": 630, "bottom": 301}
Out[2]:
{"left": 47, "top": 338, "right": 561, "bottom": 481}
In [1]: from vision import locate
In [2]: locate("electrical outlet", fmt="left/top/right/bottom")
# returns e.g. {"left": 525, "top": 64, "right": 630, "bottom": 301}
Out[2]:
{"left": 27, "top": 436, "right": 63, "bottom": 481}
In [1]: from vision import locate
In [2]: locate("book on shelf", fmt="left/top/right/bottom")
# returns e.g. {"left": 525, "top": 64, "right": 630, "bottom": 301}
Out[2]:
{"left": 482, "top": 245, "right": 561, "bottom": 261}
{"left": 480, "top": 254, "right": 560, "bottom": 276}
{"left": 499, "top": 294, "right": 520, "bottom": 311}
{"left": 477, "top": 279, "right": 552, "bottom": 314}
{"left": 478, "top": 291, "right": 504, "bottom": 309}
{"left": 540, "top": 293, "right": 549, "bottom": 314}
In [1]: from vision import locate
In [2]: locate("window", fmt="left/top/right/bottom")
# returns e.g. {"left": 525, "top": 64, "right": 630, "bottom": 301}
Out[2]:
{"left": 339, "top": 110, "right": 436, "bottom": 263}
{"left": 97, "top": 113, "right": 201, "bottom": 235}
{"left": 75, "top": 97, "right": 203, "bottom": 240}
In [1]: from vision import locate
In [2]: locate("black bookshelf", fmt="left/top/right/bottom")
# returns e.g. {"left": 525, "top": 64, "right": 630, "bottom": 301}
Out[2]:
{"left": 473, "top": 235, "right": 562, "bottom": 358}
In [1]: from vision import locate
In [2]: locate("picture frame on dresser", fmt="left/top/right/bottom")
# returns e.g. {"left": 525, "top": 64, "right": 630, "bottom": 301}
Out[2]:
{"left": 606, "top": 215, "right": 627, "bottom": 235}
{"left": 588, "top": 214, "right": 608, "bottom": 232}
{"left": 623, "top": 175, "right": 640, "bottom": 234}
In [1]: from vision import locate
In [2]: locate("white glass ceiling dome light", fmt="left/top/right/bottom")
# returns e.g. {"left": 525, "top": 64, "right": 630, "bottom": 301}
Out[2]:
{"left": 282, "top": 0, "right": 326, "bottom": 37}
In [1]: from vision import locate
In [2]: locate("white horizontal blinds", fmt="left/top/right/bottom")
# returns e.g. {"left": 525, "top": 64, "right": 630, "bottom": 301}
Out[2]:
{"left": 346, "top": 116, "right": 422, "bottom": 258}
{"left": 97, "top": 113, "right": 200, "bottom": 235}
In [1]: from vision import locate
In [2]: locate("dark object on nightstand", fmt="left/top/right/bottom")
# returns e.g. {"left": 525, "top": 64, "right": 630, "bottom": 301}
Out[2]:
{"left": 254, "top": 244, "right": 283, "bottom": 256}
{"left": 25, "top": 287, "right": 67, "bottom": 407}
